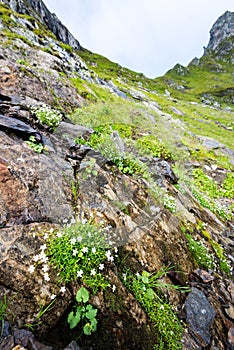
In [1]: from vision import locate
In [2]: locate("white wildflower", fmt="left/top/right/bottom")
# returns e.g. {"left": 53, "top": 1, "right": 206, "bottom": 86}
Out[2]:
{"left": 42, "top": 264, "right": 49, "bottom": 273}
{"left": 44, "top": 273, "right": 50, "bottom": 282}
{"left": 39, "top": 251, "right": 48, "bottom": 263}
{"left": 77, "top": 270, "right": 83, "bottom": 278}
{"left": 60, "top": 286, "right": 66, "bottom": 293}
{"left": 56, "top": 232, "right": 62, "bottom": 238}
{"left": 82, "top": 247, "right": 88, "bottom": 253}
{"left": 72, "top": 249, "right": 78, "bottom": 256}
{"left": 40, "top": 244, "right": 47, "bottom": 251}
{"left": 50, "top": 294, "right": 56, "bottom": 300}
{"left": 91, "top": 247, "right": 97, "bottom": 254}
{"left": 106, "top": 250, "right": 114, "bottom": 262}
{"left": 99, "top": 264, "right": 105, "bottom": 271}
{"left": 112, "top": 285, "right": 116, "bottom": 292}
{"left": 77, "top": 236, "right": 82, "bottom": 242}
{"left": 28, "top": 265, "right": 35, "bottom": 274}
{"left": 70, "top": 238, "right": 76, "bottom": 245}
{"left": 122, "top": 273, "right": 127, "bottom": 281}
{"left": 44, "top": 233, "right": 49, "bottom": 240}
{"left": 90, "top": 269, "right": 96, "bottom": 276}
{"left": 33, "top": 255, "right": 39, "bottom": 262}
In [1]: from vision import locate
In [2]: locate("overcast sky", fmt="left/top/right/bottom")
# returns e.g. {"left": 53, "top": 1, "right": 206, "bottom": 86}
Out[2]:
{"left": 45, "top": 0, "right": 234, "bottom": 78}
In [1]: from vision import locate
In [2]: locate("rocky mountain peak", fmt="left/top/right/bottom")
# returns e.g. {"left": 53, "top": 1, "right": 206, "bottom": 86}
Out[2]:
{"left": 0, "top": 0, "right": 81, "bottom": 49}
{"left": 206, "top": 10, "right": 234, "bottom": 53}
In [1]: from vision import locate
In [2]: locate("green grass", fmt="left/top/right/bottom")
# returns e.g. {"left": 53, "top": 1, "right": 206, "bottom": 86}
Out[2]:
{"left": 156, "top": 53, "right": 234, "bottom": 105}
{"left": 121, "top": 268, "right": 187, "bottom": 350}
{"left": 70, "top": 98, "right": 154, "bottom": 129}
{"left": 78, "top": 49, "right": 160, "bottom": 90}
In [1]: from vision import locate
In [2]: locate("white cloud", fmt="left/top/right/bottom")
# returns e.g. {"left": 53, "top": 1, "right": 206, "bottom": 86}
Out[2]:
{"left": 45, "top": 0, "right": 234, "bottom": 77}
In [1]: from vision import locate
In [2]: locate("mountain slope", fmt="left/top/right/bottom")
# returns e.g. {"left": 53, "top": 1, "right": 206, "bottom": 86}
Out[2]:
{"left": 0, "top": 2, "right": 233, "bottom": 350}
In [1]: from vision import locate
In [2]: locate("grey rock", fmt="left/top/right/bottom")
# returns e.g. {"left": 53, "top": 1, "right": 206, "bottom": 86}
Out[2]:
{"left": 129, "top": 88, "right": 147, "bottom": 101}
{"left": 189, "top": 57, "right": 200, "bottom": 66}
{"left": 54, "top": 122, "right": 93, "bottom": 145}
{"left": 200, "top": 136, "right": 221, "bottom": 150}
{"left": 171, "top": 106, "right": 185, "bottom": 116}
{"left": 185, "top": 287, "right": 216, "bottom": 347}
{"left": 0, "top": 115, "right": 39, "bottom": 139}
{"left": 0, "top": 335, "right": 14, "bottom": 349}
{"left": 205, "top": 11, "right": 234, "bottom": 53}
{"left": 14, "top": 329, "right": 53, "bottom": 349}
{"left": 97, "top": 79, "right": 127, "bottom": 98}
{"left": 64, "top": 340, "right": 82, "bottom": 350}
{"left": 148, "top": 159, "right": 178, "bottom": 185}
{"left": 0, "top": 321, "right": 11, "bottom": 340}
{"left": 103, "top": 80, "right": 127, "bottom": 99}
{"left": 111, "top": 130, "right": 125, "bottom": 153}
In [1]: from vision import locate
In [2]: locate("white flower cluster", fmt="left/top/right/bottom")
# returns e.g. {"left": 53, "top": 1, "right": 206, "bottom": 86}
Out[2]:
{"left": 31, "top": 104, "right": 62, "bottom": 130}
{"left": 163, "top": 194, "right": 177, "bottom": 213}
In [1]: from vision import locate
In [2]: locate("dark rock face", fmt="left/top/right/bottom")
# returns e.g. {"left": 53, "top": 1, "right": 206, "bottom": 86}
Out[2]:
{"left": 185, "top": 287, "right": 216, "bottom": 347}
{"left": 206, "top": 11, "right": 234, "bottom": 53}
{"left": 0, "top": 114, "right": 39, "bottom": 139}
{"left": 1, "top": 0, "right": 81, "bottom": 50}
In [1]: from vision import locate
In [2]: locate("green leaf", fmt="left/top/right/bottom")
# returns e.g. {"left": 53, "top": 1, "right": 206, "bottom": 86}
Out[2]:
{"left": 83, "top": 323, "right": 92, "bottom": 335}
{"left": 76, "top": 287, "right": 89, "bottom": 303}
{"left": 85, "top": 305, "right": 98, "bottom": 320}
{"left": 67, "top": 309, "right": 81, "bottom": 329}
{"left": 141, "top": 271, "right": 150, "bottom": 284}
{"left": 67, "top": 311, "right": 74, "bottom": 323}
{"left": 90, "top": 318, "right": 97, "bottom": 331}
{"left": 146, "top": 288, "right": 155, "bottom": 300}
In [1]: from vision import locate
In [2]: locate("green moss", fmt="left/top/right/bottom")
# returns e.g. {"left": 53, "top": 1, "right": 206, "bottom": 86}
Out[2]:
{"left": 0, "top": 3, "right": 16, "bottom": 26}
{"left": 60, "top": 42, "right": 73, "bottom": 53}
{"left": 1, "top": 29, "right": 32, "bottom": 46}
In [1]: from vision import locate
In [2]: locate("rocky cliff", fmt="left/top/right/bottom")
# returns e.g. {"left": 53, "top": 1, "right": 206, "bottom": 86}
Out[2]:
{"left": 0, "top": 1, "right": 233, "bottom": 350}
{"left": 206, "top": 11, "right": 234, "bottom": 53}
{"left": 0, "top": 0, "right": 81, "bottom": 49}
